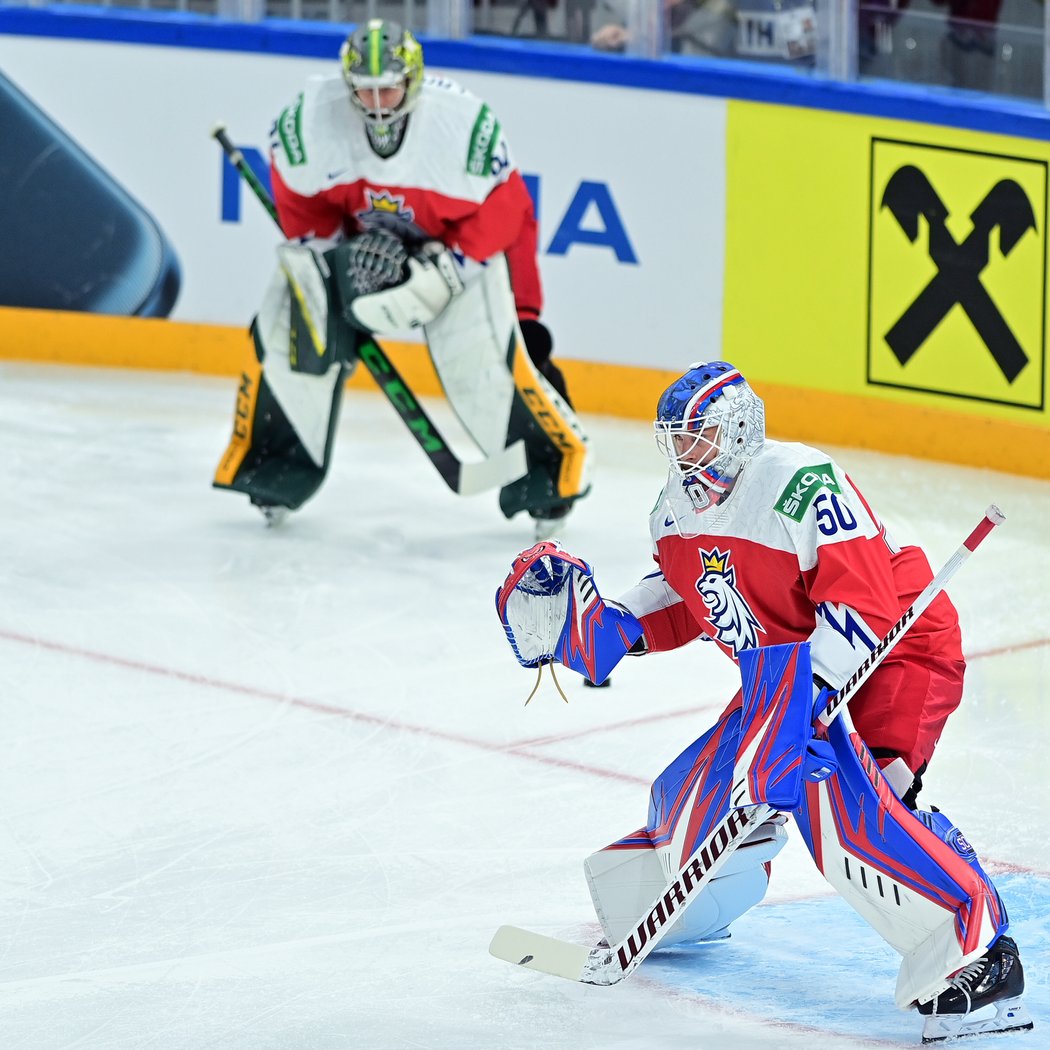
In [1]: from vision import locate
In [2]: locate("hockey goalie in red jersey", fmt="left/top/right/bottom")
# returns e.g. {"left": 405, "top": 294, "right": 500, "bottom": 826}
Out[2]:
{"left": 494, "top": 361, "right": 1032, "bottom": 1043}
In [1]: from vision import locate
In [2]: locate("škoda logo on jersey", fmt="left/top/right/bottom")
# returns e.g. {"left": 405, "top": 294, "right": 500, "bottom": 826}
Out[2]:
{"left": 466, "top": 104, "right": 500, "bottom": 177}
{"left": 276, "top": 95, "right": 307, "bottom": 166}
{"left": 775, "top": 463, "right": 839, "bottom": 522}
{"left": 695, "top": 547, "right": 765, "bottom": 654}
{"left": 868, "top": 138, "right": 1046, "bottom": 411}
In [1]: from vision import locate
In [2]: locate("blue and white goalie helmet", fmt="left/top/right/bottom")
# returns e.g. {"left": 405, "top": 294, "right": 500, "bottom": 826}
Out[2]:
{"left": 654, "top": 361, "right": 765, "bottom": 502}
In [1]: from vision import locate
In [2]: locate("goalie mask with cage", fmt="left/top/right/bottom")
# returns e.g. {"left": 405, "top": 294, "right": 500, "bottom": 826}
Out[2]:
{"left": 340, "top": 20, "right": 423, "bottom": 135}
{"left": 654, "top": 361, "right": 765, "bottom": 509}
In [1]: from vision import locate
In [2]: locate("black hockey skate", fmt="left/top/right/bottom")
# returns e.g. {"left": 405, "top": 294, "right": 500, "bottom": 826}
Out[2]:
{"left": 917, "top": 935, "right": 1033, "bottom": 1043}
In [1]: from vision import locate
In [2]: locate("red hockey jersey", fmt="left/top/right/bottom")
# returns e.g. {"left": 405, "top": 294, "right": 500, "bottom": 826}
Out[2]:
{"left": 619, "top": 440, "right": 965, "bottom": 772}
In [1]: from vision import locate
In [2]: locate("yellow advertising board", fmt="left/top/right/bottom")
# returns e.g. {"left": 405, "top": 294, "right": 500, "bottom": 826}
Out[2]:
{"left": 723, "top": 100, "right": 1050, "bottom": 478}
{"left": 4, "top": 88, "right": 1049, "bottom": 481}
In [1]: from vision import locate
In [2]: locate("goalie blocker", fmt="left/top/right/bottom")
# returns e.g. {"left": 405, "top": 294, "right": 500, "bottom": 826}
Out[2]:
{"left": 215, "top": 228, "right": 590, "bottom": 523}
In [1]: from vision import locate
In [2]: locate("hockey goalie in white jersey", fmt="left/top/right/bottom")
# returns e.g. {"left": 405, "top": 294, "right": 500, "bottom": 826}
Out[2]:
{"left": 494, "top": 361, "right": 1033, "bottom": 1043}
{"left": 214, "top": 19, "right": 590, "bottom": 531}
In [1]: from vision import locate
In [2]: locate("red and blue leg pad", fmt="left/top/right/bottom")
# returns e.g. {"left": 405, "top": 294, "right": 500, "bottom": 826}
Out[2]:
{"left": 792, "top": 716, "right": 1008, "bottom": 968}
{"left": 609, "top": 642, "right": 836, "bottom": 863}
{"left": 590, "top": 644, "right": 842, "bottom": 948}
{"left": 643, "top": 703, "right": 741, "bottom": 862}
{"left": 736, "top": 643, "right": 838, "bottom": 809}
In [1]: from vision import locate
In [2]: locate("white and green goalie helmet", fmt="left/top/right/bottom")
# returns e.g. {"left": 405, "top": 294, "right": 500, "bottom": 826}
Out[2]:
{"left": 339, "top": 19, "right": 424, "bottom": 131}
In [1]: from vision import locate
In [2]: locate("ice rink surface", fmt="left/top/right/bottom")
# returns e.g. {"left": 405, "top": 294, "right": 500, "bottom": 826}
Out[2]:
{"left": 2, "top": 362, "right": 1047, "bottom": 1050}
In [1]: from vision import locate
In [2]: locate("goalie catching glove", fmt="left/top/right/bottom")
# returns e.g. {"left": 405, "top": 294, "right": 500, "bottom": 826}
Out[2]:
{"left": 331, "top": 229, "right": 465, "bottom": 334}
{"left": 495, "top": 541, "right": 644, "bottom": 686}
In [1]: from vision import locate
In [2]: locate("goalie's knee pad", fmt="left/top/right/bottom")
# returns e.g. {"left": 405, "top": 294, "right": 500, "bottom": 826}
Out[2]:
{"left": 213, "top": 362, "right": 345, "bottom": 511}
{"left": 584, "top": 817, "right": 787, "bottom": 949}
{"left": 501, "top": 331, "right": 590, "bottom": 518}
{"left": 661, "top": 816, "right": 787, "bottom": 947}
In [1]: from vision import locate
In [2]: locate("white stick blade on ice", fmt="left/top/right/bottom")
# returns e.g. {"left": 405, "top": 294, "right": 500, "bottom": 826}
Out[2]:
{"left": 489, "top": 925, "right": 591, "bottom": 981}
{"left": 458, "top": 440, "right": 528, "bottom": 496}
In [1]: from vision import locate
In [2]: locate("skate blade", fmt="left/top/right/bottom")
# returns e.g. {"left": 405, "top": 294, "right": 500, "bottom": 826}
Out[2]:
{"left": 533, "top": 519, "right": 562, "bottom": 542}
{"left": 921, "top": 996, "right": 1034, "bottom": 1043}
{"left": 532, "top": 510, "right": 571, "bottom": 542}
{"left": 258, "top": 506, "right": 289, "bottom": 528}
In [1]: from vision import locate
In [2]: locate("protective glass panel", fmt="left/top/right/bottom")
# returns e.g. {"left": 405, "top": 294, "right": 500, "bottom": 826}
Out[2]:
{"left": 474, "top": 1, "right": 818, "bottom": 71}
{"left": 858, "top": 0, "right": 1043, "bottom": 101}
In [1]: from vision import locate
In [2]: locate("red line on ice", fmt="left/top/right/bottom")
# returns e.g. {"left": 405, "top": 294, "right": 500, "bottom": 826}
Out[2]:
{"left": 0, "top": 628, "right": 646, "bottom": 787}
{"left": 4, "top": 626, "right": 1049, "bottom": 873}
{"left": 3, "top": 624, "right": 1045, "bottom": 1046}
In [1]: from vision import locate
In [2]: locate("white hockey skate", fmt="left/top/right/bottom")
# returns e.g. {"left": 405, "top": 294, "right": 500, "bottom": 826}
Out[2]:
{"left": 917, "top": 936, "right": 1034, "bottom": 1043}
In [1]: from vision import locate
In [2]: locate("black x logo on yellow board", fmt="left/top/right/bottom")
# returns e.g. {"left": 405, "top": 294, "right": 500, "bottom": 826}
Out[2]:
{"left": 867, "top": 138, "right": 1046, "bottom": 411}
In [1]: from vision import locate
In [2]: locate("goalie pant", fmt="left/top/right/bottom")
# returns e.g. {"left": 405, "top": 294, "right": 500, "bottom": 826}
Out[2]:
{"left": 213, "top": 246, "right": 591, "bottom": 518}
{"left": 587, "top": 686, "right": 1010, "bottom": 1010}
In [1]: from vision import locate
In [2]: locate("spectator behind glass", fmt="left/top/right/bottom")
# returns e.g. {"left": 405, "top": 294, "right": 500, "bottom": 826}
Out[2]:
{"left": 590, "top": 0, "right": 737, "bottom": 58}
{"left": 934, "top": 0, "right": 1003, "bottom": 91}
{"left": 503, "top": 0, "right": 558, "bottom": 38}
{"left": 859, "top": 0, "right": 1004, "bottom": 93}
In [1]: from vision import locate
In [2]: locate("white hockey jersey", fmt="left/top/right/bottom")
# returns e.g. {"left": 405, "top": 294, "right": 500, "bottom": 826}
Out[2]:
{"left": 268, "top": 73, "right": 543, "bottom": 317}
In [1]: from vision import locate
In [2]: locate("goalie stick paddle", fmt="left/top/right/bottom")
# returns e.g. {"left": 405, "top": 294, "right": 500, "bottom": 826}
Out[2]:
{"left": 211, "top": 123, "right": 527, "bottom": 497}
{"left": 490, "top": 505, "right": 1006, "bottom": 986}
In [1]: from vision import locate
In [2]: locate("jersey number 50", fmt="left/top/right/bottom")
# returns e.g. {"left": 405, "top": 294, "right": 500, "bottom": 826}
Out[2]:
{"left": 814, "top": 492, "right": 858, "bottom": 536}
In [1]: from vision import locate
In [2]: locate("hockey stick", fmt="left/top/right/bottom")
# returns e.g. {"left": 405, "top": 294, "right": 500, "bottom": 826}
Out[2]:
{"left": 490, "top": 505, "right": 1006, "bottom": 985}
{"left": 212, "top": 123, "right": 527, "bottom": 497}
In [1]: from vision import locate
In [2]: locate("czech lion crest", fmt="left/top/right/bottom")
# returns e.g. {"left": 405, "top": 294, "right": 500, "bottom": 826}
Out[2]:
{"left": 695, "top": 546, "right": 765, "bottom": 653}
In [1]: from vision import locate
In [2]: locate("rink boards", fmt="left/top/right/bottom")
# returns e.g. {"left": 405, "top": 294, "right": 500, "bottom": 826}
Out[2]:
{"left": 0, "top": 12, "right": 1048, "bottom": 477}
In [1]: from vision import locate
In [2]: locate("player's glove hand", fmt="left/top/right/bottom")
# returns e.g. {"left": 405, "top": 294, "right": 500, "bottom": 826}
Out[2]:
{"left": 495, "top": 541, "right": 643, "bottom": 685}
{"left": 417, "top": 240, "right": 465, "bottom": 298}
{"left": 801, "top": 682, "right": 840, "bottom": 783}
{"left": 495, "top": 541, "right": 591, "bottom": 669}
{"left": 348, "top": 240, "right": 464, "bottom": 333}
